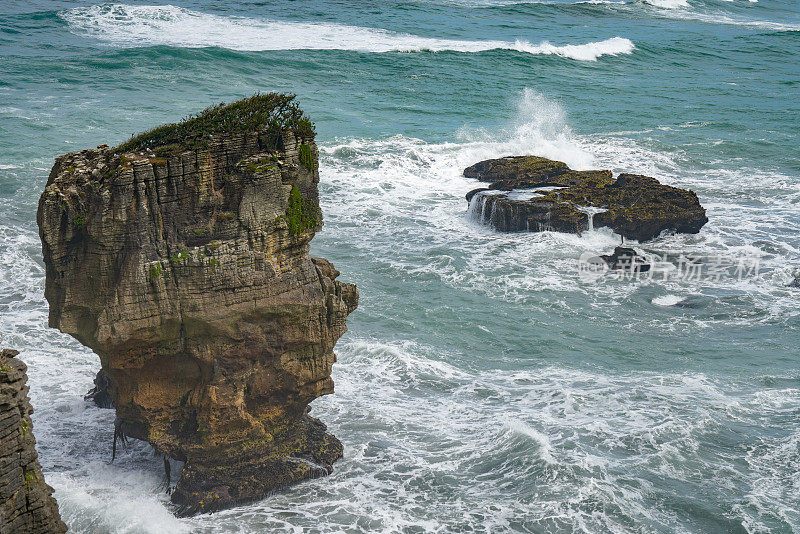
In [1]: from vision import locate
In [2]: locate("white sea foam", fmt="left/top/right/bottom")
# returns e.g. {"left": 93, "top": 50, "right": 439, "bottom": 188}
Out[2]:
{"left": 307, "top": 338, "right": 800, "bottom": 532}
{"left": 61, "top": 4, "right": 635, "bottom": 61}
{"left": 637, "top": 0, "right": 799, "bottom": 31}
{"left": 668, "top": 11, "right": 800, "bottom": 31}
{"left": 457, "top": 88, "right": 596, "bottom": 170}
{"left": 642, "top": 0, "right": 689, "bottom": 8}
{"left": 652, "top": 294, "right": 686, "bottom": 306}
{"left": 50, "top": 469, "right": 190, "bottom": 534}
{"left": 451, "top": 0, "right": 795, "bottom": 31}
{"left": 445, "top": 0, "right": 626, "bottom": 5}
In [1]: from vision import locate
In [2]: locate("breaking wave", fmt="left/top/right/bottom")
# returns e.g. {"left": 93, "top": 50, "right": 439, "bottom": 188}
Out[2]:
{"left": 448, "top": 0, "right": 798, "bottom": 31}
{"left": 61, "top": 4, "right": 635, "bottom": 61}
{"left": 314, "top": 87, "right": 800, "bottom": 323}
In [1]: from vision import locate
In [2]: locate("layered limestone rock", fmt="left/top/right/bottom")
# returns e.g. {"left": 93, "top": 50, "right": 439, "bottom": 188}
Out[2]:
{"left": 465, "top": 156, "right": 707, "bottom": 241}
{"left": 0, "top": 349, "right": 67, "bottom": 534}
{"left": 37, "top": 95, "right": 358, "bottom": 515}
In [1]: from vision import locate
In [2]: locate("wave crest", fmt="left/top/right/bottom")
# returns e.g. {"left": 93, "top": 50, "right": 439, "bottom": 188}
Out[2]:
{"left": 61, "top": 4, "right": 635, "bottom": 61}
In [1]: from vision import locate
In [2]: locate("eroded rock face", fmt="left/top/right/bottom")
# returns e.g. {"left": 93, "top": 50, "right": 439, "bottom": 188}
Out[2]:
{"left": 464, "top": 156, "right": 707, "bottom": 241}
{"left": 0, "top": 348, "right": 67, "bottom": 534}
{"left": 37, "top": 98, "right": 357, "bottom": 515}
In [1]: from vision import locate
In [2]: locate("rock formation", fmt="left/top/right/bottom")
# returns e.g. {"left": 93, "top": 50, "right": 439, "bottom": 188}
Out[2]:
{"left": 37, "top": 94, "right": 358, "bottom": 515}
{"left": 464, "top": 156, "right": 707, "bottom": 241}
{"left": 788, "top": 272, "right": 800, "bottom": 288}
{"left": 599, "top": 246, "right": 650, "bottom": 272}
{"left": 0, "top": 348, "right": 67, "bottom": 534}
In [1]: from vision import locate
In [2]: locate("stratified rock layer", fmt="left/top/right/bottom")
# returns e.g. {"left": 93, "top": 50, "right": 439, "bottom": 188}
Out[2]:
{"left": 37, "top": 97, "right": 358, "bottom": 515}
{"left": 464, "top": 156, "right": 707, "bottom": 241}
{"left": 0, "top": 349, "right": 67, "bottom": 534}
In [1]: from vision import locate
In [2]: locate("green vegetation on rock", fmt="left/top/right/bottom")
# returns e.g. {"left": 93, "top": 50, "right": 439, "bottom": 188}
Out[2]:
{"left": 299, "top": 144, "right": 316, "bottom": 171}
{"left": 245, "top": 161, "right": 276, "bottom": 174}
{"left": 286, "top": 186, "right": 319, "bottom": 235}
{"left": 148, "top": 264, "right": 164, "bottom": 282}
{"left": 168, "top": 249, "right": 190, "bottom": 266}
{"left": 115, "top": 93, "right": 315, "bottom": 154}
{"left": 24, "top": 469, "right": 38, "bottom": 488}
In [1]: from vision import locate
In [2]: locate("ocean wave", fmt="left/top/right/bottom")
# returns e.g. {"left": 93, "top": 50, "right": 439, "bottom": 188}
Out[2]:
{"left": 641, "top": 0, "right": 690, "bottom": 8}
{"left": 60, "top": 4, "right": 635, "bottom": 61}
{"left": 447, "top": 0, "right": 798, "bottom": 31}
{"left": 439, "top": 0, "right": 626, "bottom": 5}
{"left": 665, "top": 10, "right": 800, "bottom": 31}
{"left": 630, "top": 0, "right": 799, "bottom": 32}
{"left": 441, "top": 0, "right": 681, "bottom": 7}
{"left": 310, "top": 337, "right": 800, "bottom": 532}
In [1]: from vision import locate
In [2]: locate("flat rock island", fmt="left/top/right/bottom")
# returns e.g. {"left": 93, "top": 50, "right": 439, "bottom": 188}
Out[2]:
{"left": 37, "top": 94, "right": 358, "bottom": 515}
{"left": 465, "top": 155, "right": 707, "bottom": 241}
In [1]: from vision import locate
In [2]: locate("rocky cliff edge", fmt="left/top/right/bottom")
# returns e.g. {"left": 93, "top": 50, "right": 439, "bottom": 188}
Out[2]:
{"left": 0, "top": 348, "right": 67, "bottom": 533}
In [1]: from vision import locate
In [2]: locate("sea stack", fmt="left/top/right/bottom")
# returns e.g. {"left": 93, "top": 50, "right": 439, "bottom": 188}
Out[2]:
{"left": 37, "top": 94, "right": 358, "bottom": 515}
{"left": 464, "top": 155, "right": 707, "bottom": 241}
{"left": 0, "top": 348, "right": 67, "bottom": 533}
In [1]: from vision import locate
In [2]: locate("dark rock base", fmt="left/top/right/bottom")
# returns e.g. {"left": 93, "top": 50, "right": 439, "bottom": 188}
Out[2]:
{"left": 171, "top": 415, "right": 342, "bottom": 516}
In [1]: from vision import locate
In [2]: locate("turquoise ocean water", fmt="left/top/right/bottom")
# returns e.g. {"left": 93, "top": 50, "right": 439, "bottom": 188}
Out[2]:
{"left": 1, "top": 1, "right": 799, "bottom": 532}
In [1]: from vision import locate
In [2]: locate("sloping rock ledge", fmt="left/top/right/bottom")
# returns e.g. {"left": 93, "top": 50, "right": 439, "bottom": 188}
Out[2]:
{"left": 464, "top": 156, "right": 707, "bottom": 242}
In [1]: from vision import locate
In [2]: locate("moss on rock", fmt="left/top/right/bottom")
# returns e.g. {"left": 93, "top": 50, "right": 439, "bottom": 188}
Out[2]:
{"left": 286, "top": 185, "right": 319, "bottom": 235}
{"left": 116, "top": 93, "right": 315, "bottom": 154}
{"left": 299, "top": 144, "right": 316, "bottom": 171}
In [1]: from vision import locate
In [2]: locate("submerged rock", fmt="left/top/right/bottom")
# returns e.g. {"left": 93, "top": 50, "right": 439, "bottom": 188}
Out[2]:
{"left": 0, "top": 348, "right": 67, "bottom": 534}
{"left": 37, "top": 94, "right": 358, "bottom": 515}
{"left": 600, "top": 246, "right": 651, "bottom": 272}
{"left": 464, "top": 156, "right": 707, "bottom": 241}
